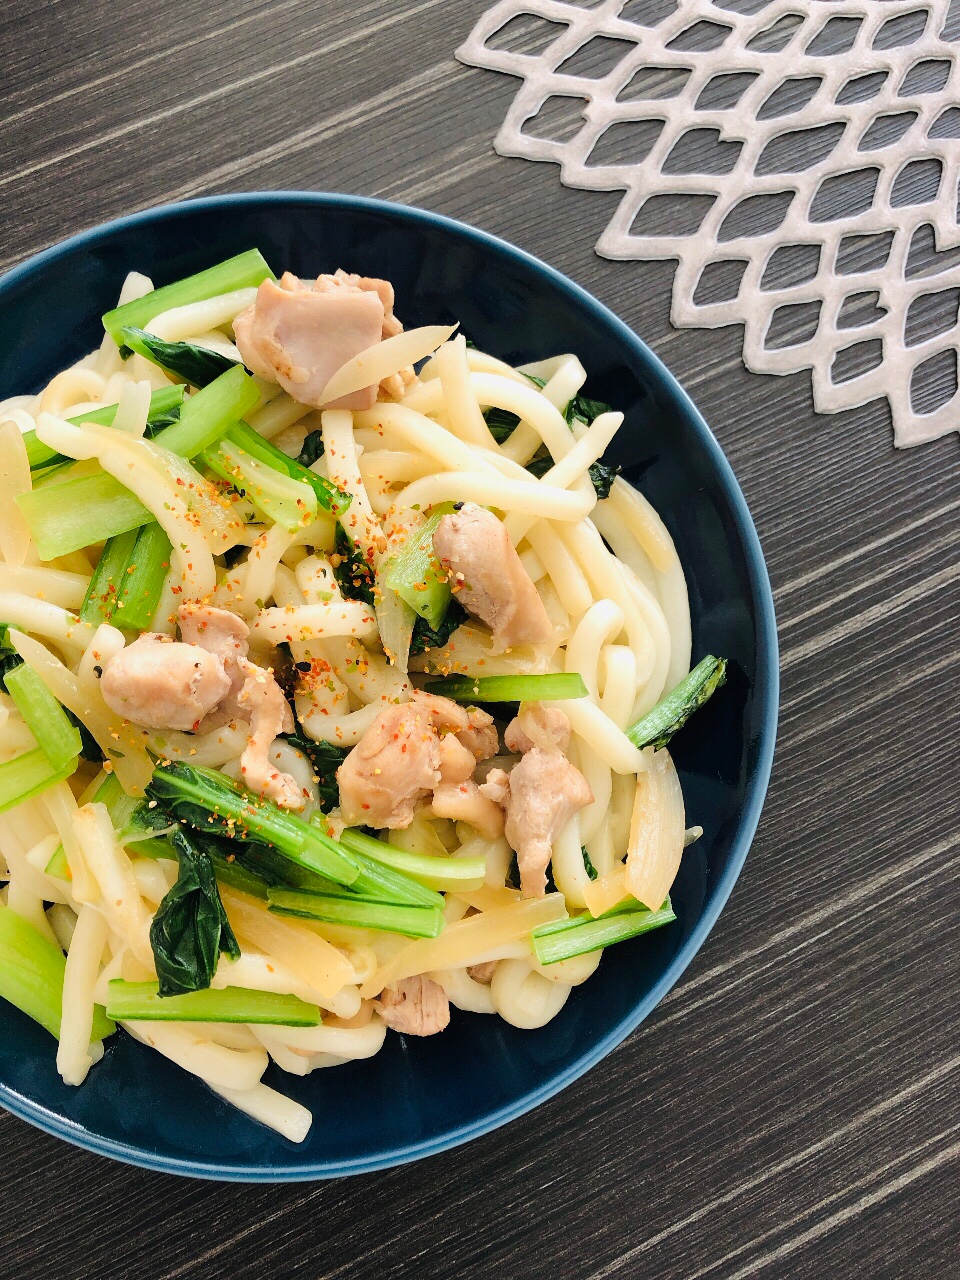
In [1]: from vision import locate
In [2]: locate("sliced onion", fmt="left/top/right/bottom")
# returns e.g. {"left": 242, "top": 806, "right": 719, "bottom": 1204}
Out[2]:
{"left": 625, "top": 747, "right": 685, "bottom": 911}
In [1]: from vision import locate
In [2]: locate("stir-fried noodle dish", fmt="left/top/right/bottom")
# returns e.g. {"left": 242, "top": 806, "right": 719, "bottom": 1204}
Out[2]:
{"left": 0, "top": 252, "right": 726, "bottom": 1143}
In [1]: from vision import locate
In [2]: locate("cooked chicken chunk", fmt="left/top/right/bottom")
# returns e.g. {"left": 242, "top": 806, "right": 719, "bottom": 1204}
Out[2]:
{"left": 233, "top": 269, "right": 411, "bottom": 411}
{"left": 438, "top": 732, "right": 477, "bottom": 784}
{"left": 482, "top": 708, "right": 593, "bottom": 897}
{"left": 432, "top": 779, "right": 505, "bottom": 839}
{"left": 336, "top": 698, "right": 442, "bottom": 828}
{"left": 433, "top": 503, "right": 553, "bottom": 649}
{"left": 374, "top": 975, "right": 450, "bottom": 1036}
{"left": 457, "top": 707, "right": 499, "bottom": 762}
{"left": 236, "top": 659, "right": 302, "bottom": 809}
{"left": 99, "top": 633, "right": 230, "bottom": 731}
{"left": 335, "top": 690, "right": 475, "bottom": 828}
{"left": 409, "top": 690, "right": 471, "bottom": 734}
{"left": 177, "top": 604, "right": 249, "bottom": 729}
{"left": 500, "top": 750, "right": 593, "bottom": 897}
{"left": 504, "top": 703, "right": 571, "bottom": 754}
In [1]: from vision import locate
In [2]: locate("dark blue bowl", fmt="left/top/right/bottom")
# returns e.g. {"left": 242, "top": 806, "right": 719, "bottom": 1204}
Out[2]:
{"left": 0, "top": 193, "right": 778, "bottom": 1180}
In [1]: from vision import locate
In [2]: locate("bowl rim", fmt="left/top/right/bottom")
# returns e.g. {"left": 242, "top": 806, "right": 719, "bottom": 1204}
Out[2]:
{"left": 0, "top": 191, "right": 779, "bottom": 1181}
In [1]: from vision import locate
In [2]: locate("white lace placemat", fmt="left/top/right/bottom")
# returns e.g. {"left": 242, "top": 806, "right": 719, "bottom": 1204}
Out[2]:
{"left": 457, "top": 0, "right": 960, "bottom": 446}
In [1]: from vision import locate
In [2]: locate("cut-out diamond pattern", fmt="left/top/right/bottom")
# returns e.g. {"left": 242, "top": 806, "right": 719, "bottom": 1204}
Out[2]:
{"left": 457, "top": 0, "right": 960, "bottom": 444}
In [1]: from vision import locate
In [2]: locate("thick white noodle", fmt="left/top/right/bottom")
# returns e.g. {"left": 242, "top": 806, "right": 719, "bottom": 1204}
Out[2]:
{"left": 0, "top": 421, "right": 36, "bottom": 568}
{"left": 208, "top": 1082, "right": 313, "bottom": 1142}
{"left": 434, "top": 335, "right": 499, "bottom": 447}
{"left": 122, "top": 1021, "right": 269, "bottom": 1092}
{"left": 57, "top": 905, "right": 109, "bottom": 1086}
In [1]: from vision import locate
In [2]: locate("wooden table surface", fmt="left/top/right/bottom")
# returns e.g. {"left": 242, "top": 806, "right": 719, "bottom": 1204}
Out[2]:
{"left": 2, "top": 2, "right": 958, "bottom": 1277}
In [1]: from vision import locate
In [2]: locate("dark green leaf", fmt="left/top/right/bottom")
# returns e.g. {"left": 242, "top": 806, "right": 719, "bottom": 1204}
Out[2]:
{"left": 297, "top": 430, "right": 324, "bottom": 467}
{"left": 121, "top": 326, "right": 242, "bottom": 389}
{"left": 283, "top": 733, "right": 349, "bottom": 813}
{"left": 483, "top": 406, "right": 521, "bottom": 442}
{"left": 66, "top": 709, "right": 105, "bottom": 763}
{"left": 149, "top": 827, "right": 240, "bottom": 996}
{"left": 332, "top": 526, "right": 375, "bottom": 606}
{"left": 523, "top": 446, "right": 552, "bottom": 479}
{"left": 582, "top": 846, "right": 599, "bottom": 881}
{"left": 0, "top": 624, "right": 24, "bottom": 688}
{"left": 588, "top": 461, "right": 620, "bottom": 500}
{"left": 565, "top": 393, "right": 612, "bottom": 426}
{"left": 409, "top": 598, "right": 468, "bottom": 656}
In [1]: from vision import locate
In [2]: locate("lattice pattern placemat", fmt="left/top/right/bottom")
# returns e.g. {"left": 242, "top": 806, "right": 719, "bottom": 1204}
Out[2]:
{"left": 458, "top": 0, "right": 960, "bottom": 446}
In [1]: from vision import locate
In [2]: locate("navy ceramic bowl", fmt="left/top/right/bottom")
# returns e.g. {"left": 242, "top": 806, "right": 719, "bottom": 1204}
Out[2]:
{"left": 0, "top": 193, "right": 777, "bottom": 1179}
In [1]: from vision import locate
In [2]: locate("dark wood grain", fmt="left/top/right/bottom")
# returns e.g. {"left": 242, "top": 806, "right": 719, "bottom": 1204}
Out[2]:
{"left": 1, "top": 2, "right": 958, "bottom": 1277}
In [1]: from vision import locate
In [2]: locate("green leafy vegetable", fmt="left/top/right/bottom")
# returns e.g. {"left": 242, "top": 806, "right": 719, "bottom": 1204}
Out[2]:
{"left": 0, "top": 904, "right": 114, "bottom": 1042}
{"left": 565, "top": 394, "right": 622, "bottom": 498}
{"left": 532, "top": 900, "right": 676, "bottom": 965}
{"left": 626, "top": 655, "right": 728, "bottom": 751}
{"left": 297, "top": 430, "right": 324, "bottom": 467}
{"left": 332, "top": 526, "right": 375, "bottom": 606}
{"left": 0, "top": 747, "right": 78, "bottom": 812}
{"left": 80, "top": 522, "right": 171, "bottom": 631}
{"left": 0, "top": 624, "right": 24, "bottom": 687}
{"left": 120, "top": 326, "right": 242, "bottom": 388}
{"left": 588, "top": 461, "right": 620, "bottom": 501}
{"left": 66, "top": 709, "right": 105, "bottom": 764}
{"left": 409, "top": 598, "right": 468, "bottom": 657}
{"left": 224, "top": 420, "right": 350, "bottom": 518}
{"left": 146, "top": 761, "right": 359, "bottom": 887}
{"left": 267, "top": 889, "right": 444, "bottom": 938}
{"left": 105, "top": 980, "right": 320, "bottom": 1025}
{"left": 4, "top": 663, "right": 82, "bottom": 772}
{"left": 149, "top": 828, "right": 241, "bottom": 997}
{"left": 381, "top": 503, "right": 457, "bottom": 627}
{"left": 17, "top": 471, "right": 153, "bottom": 560}
{"left": 282, "top": 733, "right": 348, "bottom": 813}
{"left": 582, "top": 847, "right": 599, "bottom": 882}
{"left": 421, "top": 672, "right": 589, "bottom": 703}
{"left": 102, "top": 249, "right": 275, "bottom": 345}
{"left": 23, "top": 385, "right": 186, "bottom": 472}
{"left": 153, "top": 363, "right": 260, "bottom": 458}
{"left": 565, "top": 393, "right": 612, "bottom": 428}
{"left": 202, "top": 436, "right": 318, "bottom": 531}
{"left": 337, "top": 827, "right": 486, "bottom": 891}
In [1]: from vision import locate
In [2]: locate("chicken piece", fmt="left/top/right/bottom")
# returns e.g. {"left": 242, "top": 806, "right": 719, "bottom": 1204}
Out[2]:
{"left": 478, "top": 767, "right": 510, "bottom": 807}
{"left": 177, "top": 604, "right": 250, "bottom": 728}
{"left": 438, "top": 732, "right": 477, "bottom": 785}
{"left": 336, "top": 698, "right": 443, "bottom": 828}
{"left": 314, "top": 270, "right": 397, "bottom": 337}
{"left": 504, "top": 703, "right": 571, "bottom": 755}
{"left": 432, "top": 779, "right": 505, "bottom": 839}
{"left": 410, "top": 689, "right": 470, "bottom": 733}
{"left": 233, "top": 276, "right": 385, "bottom": 410}
{"left": 99, "top": 633, "right": 230, "bottom": 731}
{"left": 433, "top": 503, "right": 553, "bottom": 649}
{"left": 501, "top": 750, "right": 593, "bottom": 898}
{"left": 457, "top": 707, "right": 499, "bottom": 762}
{"left": 236, "top": 659, "right": 302, "bottom": 810}
{"left": 467, "top": 960, "right": 498, "bottom": 984}
{"left": 314, "top": 270, "right": 415, "bottom": 398}
{"left": 374, "top": 975, "right": 450, "bottom": 1036}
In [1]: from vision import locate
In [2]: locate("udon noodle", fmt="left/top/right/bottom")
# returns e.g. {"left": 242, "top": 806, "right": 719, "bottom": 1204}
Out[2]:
{"left": 0, "top": 254, "right": 724, "bottom": 1143}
